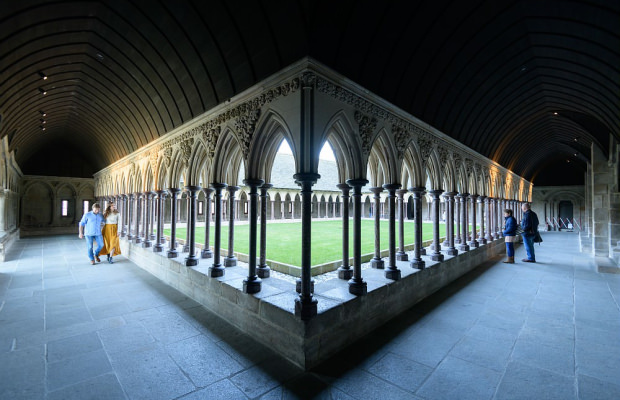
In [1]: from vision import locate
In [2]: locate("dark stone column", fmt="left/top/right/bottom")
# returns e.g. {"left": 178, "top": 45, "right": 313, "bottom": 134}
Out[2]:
{"left": 347, "top": 178, "right": 368, "bottom": 295}
{"left": 469, "top": 194, "right": 479, "bottom": 248}
{"left": 486, "top": 197, "right": 494, "bottom": 241}
{"left": 183, "top": 193, "right": 191, "bottom": 253}
{"left": 294, "top": 173, "right": 320, "bottom": 319}
{"left": 442, "top": 200, "right": 450, "bottom": 247}
{"left": 370, "top": 187, "right": 384, "bottom": 269}
{"left": 224, "top": 186, "right": 239, "bottom": 267}
{"left": 383, "top": 184, "right": 401, "bottom": 280}
{"left": 258, "top": 183, "right": 272, "bottom": 278}
{"left": 243, "top": 179, "right": 264, "bottom": 293}
{"left": 429, "top": 190, "right": 444, "bottom": 261}
{"left": 459, "top": 193, "right": 470, "bottom": 251}
{"left": 209, "top": 183, "right": 227, "bottom": 277}
{"left": 149, "top": 193, "right": 157, "bottom": 241}
{"left": 167, "top": 188, "right": 180, "bottom": 258}
{"left": 497, "top": 199, "right": 504, "bottom": 238}
{"left": 337, "top": 183, "right": 353, "bottom": 280}
{"left": 127, "top": 194, "right": 134, "bottom": 240}
{"left": 444, "top": 192, "right": 458, "bottom": 256}
{"left": 184, "top": 186, "right": 201, "bottom": 266}
{"left": 153, "top": 190, "right": 166, "bottom": 252}
{"left": 201, "top": 188, "right": 214, "bottom": 259}
{"left": 396, "top": 189, "right": 408, "bottom": 261}
{"left": 478, "top": 196, "right": 487, "bottom": 244}
{"left": 120, "top": 194, "right": 127, "bottom": 237}
{"left": 134, "top": 193, "right": 142, "bottom": 244}
{"left": 141, "top": 192, "right": 153, "bottom": 248}
{"left": 141, "top": 192, "right": 149, "bottom": 243}
{"left": 455, "top": 193, "right": 461, "bottom": 244}
{"left": 410, "top": 187, "right": 426, "bottom": 269}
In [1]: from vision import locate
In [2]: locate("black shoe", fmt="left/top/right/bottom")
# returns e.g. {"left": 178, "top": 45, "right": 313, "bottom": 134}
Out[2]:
{"left": 108, "top": 257, "right": 114, "bottom": 264}
{"left": 95, "top": 256, "right": 101, "bottom": 263}
{"left": 107, "top": 254, "right": 111, "bottom": 261}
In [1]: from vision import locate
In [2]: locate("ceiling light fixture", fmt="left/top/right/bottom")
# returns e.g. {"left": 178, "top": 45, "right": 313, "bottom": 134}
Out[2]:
{"left": 40, "top": 119, "right": 46, "bottom": 124}
{"left": 38, "top": 87, "right": 47, "bottom": 95}
{"left": 38, "top": 71, "right": 48, "bottom": 80}
{"left": 553, "top": 112, "right": 558, "bottom": 115}
{"left": 40, "top": 126, "right": 46, "bottom": 131}
{"left": 40, "top": 110, "right": 46, "bottom": 116}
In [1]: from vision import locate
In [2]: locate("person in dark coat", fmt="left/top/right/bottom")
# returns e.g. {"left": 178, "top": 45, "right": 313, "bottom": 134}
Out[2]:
{"left": 502, "top": 209, "right": 517, "bottom": 263}
{"left": 520, "top": 202, "right": 539, "bottom": 262}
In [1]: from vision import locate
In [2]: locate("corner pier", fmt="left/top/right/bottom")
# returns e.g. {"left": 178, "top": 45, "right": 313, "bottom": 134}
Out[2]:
{"left": 121, "top": 237, "right": 507, "bottom": 370}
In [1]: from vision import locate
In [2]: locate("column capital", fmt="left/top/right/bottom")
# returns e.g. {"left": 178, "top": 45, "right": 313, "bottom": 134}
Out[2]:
{"left": 382, "top": 183, "right": 401, "bottom": 192}
{"left": 226, "top": 185, "right": 240, "bottom": 195}
{"left": 294, "top": 172, "right": 320, "bottom": 185}
{"left": 369, "top": 186, "right": 384, "bottom": 195}
{"left": 167, "top": 187, "right": 181, "bottom": 195}
{"left": 443, "top": 191, "right": 458, "bottom": 197}
{"left": 184, "top": 185, "right": 202, "bottom": 195}
{"left": 396, "top": 188, "right": 408, "bottom": 197}
{"left": 428, "top": 189, "right": 444, "bottom": 197}
{"left": 469, "top": 193, "right": 479, "bottom": 199}
{"left": 260, "top": 183, "right": 273, "bottom": 190}
{"left": 458, "top": 192, "right": 470, "bottom": 197}
{"left": 155, "top": 189, "right": 167, "bottom": 196}
{"left": 346, "top": 178, "right": 369, "bottom": 188}
{"left": 202, "top": 187, "right": 214, "bottom": 196}
{"left": 336, "top": 183, "right": 351, "bottom": 192}
{"left": 243, "top": 178, "right": 265, "bottom": 188}
{"left": 408, "top": 186, "right": 426, "bottom": 194}
{"left": 211, "top": 182, "right": 227, "bottom": 190}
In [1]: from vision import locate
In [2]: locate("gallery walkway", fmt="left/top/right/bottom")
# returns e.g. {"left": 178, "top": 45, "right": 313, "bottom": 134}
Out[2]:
{"left": 0, "top": 231, "right": 619, "bottom": 400}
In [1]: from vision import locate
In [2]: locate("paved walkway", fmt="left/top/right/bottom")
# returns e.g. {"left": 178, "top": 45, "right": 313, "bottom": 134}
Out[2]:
{"left": 1, "top": 232, "right": 619, "bottom": 399}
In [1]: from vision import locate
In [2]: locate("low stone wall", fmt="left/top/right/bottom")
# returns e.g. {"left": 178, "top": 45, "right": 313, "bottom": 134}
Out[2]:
{"left": 0, "top": 229, "right": 19, "bottom": 262}
{"left": 121, "top": 237, "right": 506, "bottom": 369}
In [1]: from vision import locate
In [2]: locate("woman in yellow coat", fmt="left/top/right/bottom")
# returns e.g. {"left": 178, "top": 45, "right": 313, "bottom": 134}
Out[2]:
{"left": 100, "top": 202, "right": 121, "bottom": 263}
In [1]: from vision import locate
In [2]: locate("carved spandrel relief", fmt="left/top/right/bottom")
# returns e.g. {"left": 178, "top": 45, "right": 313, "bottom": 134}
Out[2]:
{"left": 355, "top": 111, "right": 377, "bottom": 157}
{"left": 234, "top": 108, "right": 261, "bottom": 159}
{"left": 393, "top": 125, "right": 411, "bottom": 159}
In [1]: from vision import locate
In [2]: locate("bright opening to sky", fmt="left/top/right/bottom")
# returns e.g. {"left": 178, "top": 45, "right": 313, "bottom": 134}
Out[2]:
{"left": 277, "top": 140, "right": 336, "bottom": 161}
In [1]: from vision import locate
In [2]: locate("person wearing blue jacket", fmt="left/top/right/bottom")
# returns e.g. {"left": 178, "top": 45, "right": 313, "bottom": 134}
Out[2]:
{"left": 502, "top": 209, "right": 518, "bottom": 263}
{"left": 79, "top": 203, "right": 105, "bottom": 265}
{"left": 520, "top": 202, "right": 539, "bottom": 262}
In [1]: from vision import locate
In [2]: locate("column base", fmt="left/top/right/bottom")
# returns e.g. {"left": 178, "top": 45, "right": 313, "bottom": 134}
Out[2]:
{"left": 150, "top": 234, "right": 156, "bottom": 241}
{"left": 446, "top": 248, "right": 458, "bottom": 256}
{"left": 396, "top": 252, "right": 409, "bottom": 261}
{"left": 224, "top": 256, "right": 237, "bottom": 267}
{"left": 337, "top": 266, "right": 353, "bottom": 280}
{"left": 371, "top": 258, "right": 384, "bottom": 269}
{"left": 185, "top": 256, "right": 199, "bottom": 266}
{"left": 385, "top": 268, "right": 401, "bottom": 280}
{"left": 153, "top": 244, "right": 164, "bottom": 253}
{"left": 127, "top": 234, "right": 134, "bottom": 240}
{"left": 167, "top": 250, "right": 178, "bottom": 258}
{"left": 469, "top": 241, "right": 479, "bottom": 248}
{"left": 442, "top": 240, "right": 449, "bottom": 247}
{"left": 479, "top": 238, "right": 487, "bottom": 245}
{"left": 419, "top": 248, "right": 427, "bottom": 255}
{"left": 430, "top": 253, "right": 444, "bottom": 262}
{"left": 294, "top": 297, "right": 318, "bottom": 320}
{"left": 243, "top": 277, "right": 262, "bottom": 294}
{"left": 183, "top": 244, "right": 190, "bottom": 253}
{"left": 257, "top": 266, "right": 270, "bottom": 278}
{"left": 296, "top": 279, "right": 315, "bottom": 294}
{"left": 208, "top": 265, "right": 225, "bottom": 277}
{"left": 134, "top": 237, "right": 142, "bottom": 244}
{"left": 459, "top": 244, "right": 470, "bottom": 251}
{"left": 410, "top": 259, "right": 425, "bottom": 269}
{"left": 348, "top": 279, "right": 367, "bottom": 296}
{"left": 120, "top": 232, "right": 126, "bottom": 238}
{"left": 485, "top": 235, "right": 493, "bottom": 242}
{"left": 141, "top": 240, "right": 152, "bottom": 248}
{"left": 201, "top": 249, "right": 213, "bottom": 259}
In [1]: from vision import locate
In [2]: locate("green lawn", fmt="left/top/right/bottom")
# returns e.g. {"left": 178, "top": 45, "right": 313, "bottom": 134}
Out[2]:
{"left": 165, "top": 219, "right": 445, "bottom": 266}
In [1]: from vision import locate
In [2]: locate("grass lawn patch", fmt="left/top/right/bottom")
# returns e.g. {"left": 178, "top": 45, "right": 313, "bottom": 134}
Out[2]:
{"left": 165, "top": 219, "right": 447, "bottom": 267}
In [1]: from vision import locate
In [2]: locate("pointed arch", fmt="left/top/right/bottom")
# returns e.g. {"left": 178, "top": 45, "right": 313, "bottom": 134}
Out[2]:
{"left": 319, "top": 111, "right": 364, "bottom": 181}
{"left": 212, "top": 125, "right": 244, "bottom": 185}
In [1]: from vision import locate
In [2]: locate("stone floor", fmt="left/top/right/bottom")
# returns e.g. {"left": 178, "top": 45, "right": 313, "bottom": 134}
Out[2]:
{"left": 1, "top": 232, "right": 619, "bottom": 399}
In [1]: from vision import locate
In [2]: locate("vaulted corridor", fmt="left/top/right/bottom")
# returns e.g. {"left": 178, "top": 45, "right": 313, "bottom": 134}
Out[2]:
{"left": 1, "top": 231, "right": 618, "bottom": 399}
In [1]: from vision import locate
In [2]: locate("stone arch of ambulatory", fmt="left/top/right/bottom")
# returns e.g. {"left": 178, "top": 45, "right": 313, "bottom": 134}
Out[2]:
{"left": 424, "top": 149, "right": 443, "bottom": 190}
{"left": 156, "top": 157, "right": 169, "bottom": 191}
{"left": 56, "top": 182, "right": 77, "bottom": 198}
{"left": 238, "top": 190, "right": 248, "bottom": 221}
{"left": 441, "top": 157, "right": 457, "bottom": 193}
{"left": 170, "top": 149, "right": 190, "bottom": 189}
{"left": 273, "top": 192, "right": 282, "bottom": 219}
{"left": 320, "top": 110, "right": 364, "bottom": 182}
{"left": 402, "top": 144, "right": 424, "bottom": 188}
{"left": 144, "top": 163, "right": 155, "bottom": 192}
{"left": 187, "top": 139, "right": 209, "bottom": 187}
{"left": 368, "top": 128, "right": 399, "bottom": 186}
{"left": 22, "top": 181, "right": 54, "bottom": 226}
{"left": 212, "top": 126, "right": 244, "bottom": 186}
{"left": 246, "top": 109, "right": 295, "bottom": 182}
{"left": 467, "top": 169, "right": 478, "bottom": 196}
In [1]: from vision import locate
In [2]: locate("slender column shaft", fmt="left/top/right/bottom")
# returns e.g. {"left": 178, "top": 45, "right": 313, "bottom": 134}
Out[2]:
{"left": 410, "top": 187, "right": 426, "bottom": 268}
{"left": 209, "top": 183, "right": 227, "bottom": 277}
{"left": 383, "top": 184, "right": 401, "bottom": 280}
{"left": 134, "top": 193, "right": 142, "bottom": 244}
{"left": 337, "top": 183, "right": 352, "bottom": 280}
{"left": 167, "top": 188, "right": 180, "bottom": 258}
{"left": 184, "top": 186, "right": 200, "bottom": 266}
{"left": 141, "top": 193, "right": 148, "bottom": 241}
{"left": 294, "top": 173, "right": 320, "bottom": 319}
{"left": 469, "top": 194, "right": 479, "bottom": 248}
{"left": 429, "top": 190, "right": 445, "bottom": 261}
{"left": 153, "top": 190, "right": 166, "bottom": 252}
{"left": 224, "top": 186, "right": 239, "bottom": 266}
{"left": 201, "top": 188, "right": 214, "bottom": 258}
{"left": 370, "top": 187, "right": 384, "bottom": 269}
{"left": 127, "top": 194, "right": 134, "bottom": 240}
{"left": 142, "top": 192, "right": 153, "bottom": 248}
{"left": 396, "top": 189, "right": 408, "bottom": 261}
{"left": 478, "top": 196, "right": 487, "bottom": 244}
{"left": 455, "top": 194, "right": 461, "bottom": 244}
{"left": 459, "top": 193, "right": 470, "bottom": 251}
{"left": 347, "top": 178, "right": 368, "bottom": 295}
{"left": 120, "top": 195, "right": 127, "bottom": 237}
{"left": 183, "top": 193, "right": 191, "bottom": 252}
{"left": 445, "top": 192, "right": 458, "bottom": 255}
{"left": 486, "top": 197, "right": 493, "bottom": 240}
{"left": 258, "top": 183, "right": 273, "bottom": 278}
{"left": 243, "top": 179, "right": 264, "bottom": 293}
{"left": 149, "top": 194, "right": 156, "bottom": 240}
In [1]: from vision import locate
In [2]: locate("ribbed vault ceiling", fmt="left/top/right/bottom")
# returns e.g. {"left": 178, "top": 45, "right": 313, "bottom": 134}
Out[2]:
{"left": 1, "top": 0, "right": 618, "bottom": 185}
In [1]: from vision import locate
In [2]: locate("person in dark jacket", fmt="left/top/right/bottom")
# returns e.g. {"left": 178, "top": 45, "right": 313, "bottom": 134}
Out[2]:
{"left": 520, "top": 202, "right": 539, "bottom": 262}
{"left": 502, "top": 209, "right": 517, "bottom": 263}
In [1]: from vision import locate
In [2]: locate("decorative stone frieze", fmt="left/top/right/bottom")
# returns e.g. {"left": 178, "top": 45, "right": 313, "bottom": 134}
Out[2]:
{"left": 355, "top": 111, "right": 377, "bottom": 157}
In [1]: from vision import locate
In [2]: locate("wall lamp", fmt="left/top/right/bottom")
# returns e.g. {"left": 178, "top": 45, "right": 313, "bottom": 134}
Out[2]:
{"left": 38, "top": 71, "right": 48, "bottom": 80}
{"left": 38, "top": 88, "right": 47, "bottom": 95}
